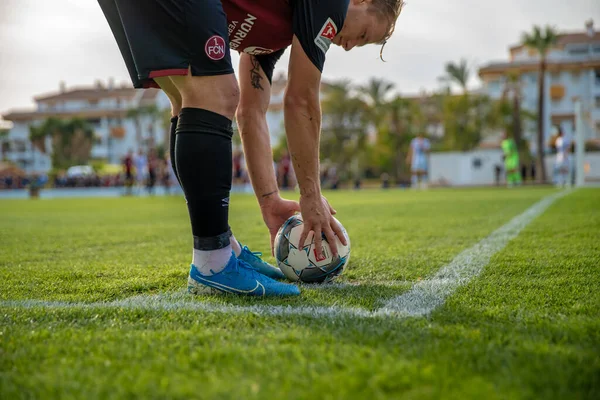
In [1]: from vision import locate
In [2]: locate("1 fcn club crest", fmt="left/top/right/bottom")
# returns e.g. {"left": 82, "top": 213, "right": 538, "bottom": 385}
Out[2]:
{"left": 205, "top": 35, "right": 226, "bottom": 60}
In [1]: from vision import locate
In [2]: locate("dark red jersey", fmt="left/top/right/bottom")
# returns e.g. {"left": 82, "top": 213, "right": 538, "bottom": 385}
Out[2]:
{"left": 223, "top": 0, "right": 349, "bottom": 72}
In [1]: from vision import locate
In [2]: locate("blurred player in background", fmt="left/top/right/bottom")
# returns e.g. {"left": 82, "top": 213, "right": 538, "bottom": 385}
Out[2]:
{"left": 99, "top": 0, "right": 403, "bottom": 296}
{"left": 122, "top": 149, "right": 134, "bottom": 196}
{"left": 133, "top": 149, "right": 148, "bottom": 194}
{"left": 501, "top": 132, "right": 522, "bottom": 187}
{"left": 407, "top": 133, "right": 431, "bottom": 189}
{"left": 553, "top": 127, "right": 571, "bottom": 187}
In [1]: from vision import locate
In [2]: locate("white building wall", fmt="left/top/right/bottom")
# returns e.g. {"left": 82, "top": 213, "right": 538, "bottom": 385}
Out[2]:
{"left": 430, "top": 150, "right": 600, "bottom": 186}
{"left": 484, "top": 64, "right": 600, "bottom": 150}
{"left": 5, "top": 121, "right": 52, "bottom": 173}
{"left": 429, "top": 150, "right": 504, "bottom": 186}
{"left": 4, "top": 89, "right": 172, "bottom": 172}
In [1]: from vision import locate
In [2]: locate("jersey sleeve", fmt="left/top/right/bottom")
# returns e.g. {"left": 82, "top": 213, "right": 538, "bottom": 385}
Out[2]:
{"left": 291, "top": 0, "right": 349, "bottom": 72}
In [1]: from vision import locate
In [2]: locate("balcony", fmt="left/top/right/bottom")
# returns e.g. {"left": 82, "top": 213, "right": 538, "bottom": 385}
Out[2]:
{"left": 550, "top": 85, "right": 565, "bottom": 101}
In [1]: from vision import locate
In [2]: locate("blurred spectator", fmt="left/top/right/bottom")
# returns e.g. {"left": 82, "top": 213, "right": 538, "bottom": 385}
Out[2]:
{"left": 147, "top": 148, "right": 158, "bottom": 195}
{"left": 553, "top": 127, "right": 571, "bottom": 187}
{"left": 134, "top": 149, "right": 148, "bottom": 193}
{"left": 123, "top": 150, "right": 134, "bottom": 195}
{"left": 381, "top": 172, "right": 390, "bottom": 189}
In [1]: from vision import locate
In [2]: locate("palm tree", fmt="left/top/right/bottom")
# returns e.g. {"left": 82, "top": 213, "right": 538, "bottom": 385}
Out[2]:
{"left": 501, "top": 73, "right": 524, "bottom": 153}
{"left": 358, "top": 77, "right": 396, "bottom": 127}
{"left": 30, "top": 117, "right": 94, "bottom": 169}
{"left": 127, "top": 105, "right": 163, "bottom": 150}
{"left": 387, "top": 95, "right": 423, "bottom": 180}
{"left": 521, "top": 25, "right": 558, "bottom": 183}
{"left": 141, "top": 104, "right": 161, "bottom": 148}
{"left": 0, "top": 128, "right": 10, "bottom": 161}
{"left": 440, "top": 59, "right": 470, "bottom": 94}
{"left": 321, "top": 79, "right": 369, "bottom": 181}
{"left": 126, "top": 107, "right": 143, "bottom": 150}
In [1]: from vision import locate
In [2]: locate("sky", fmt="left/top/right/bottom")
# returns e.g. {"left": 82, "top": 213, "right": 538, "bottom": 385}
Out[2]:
{"left": 0, "top": 0, "right": 598, "bottom": 123}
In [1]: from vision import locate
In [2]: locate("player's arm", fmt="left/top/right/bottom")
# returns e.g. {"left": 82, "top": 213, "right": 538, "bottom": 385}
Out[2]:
{"left": 237, "top": 52, "right": 301, "bottom": 251}
{"left": 285, "top": 35, "right": 345, "bottom": 255}
{"left": 285, "top": 35, "right": 321, "bottom": 200}
{"left": 236, "top": 53, "right": 278, "bottom": 200}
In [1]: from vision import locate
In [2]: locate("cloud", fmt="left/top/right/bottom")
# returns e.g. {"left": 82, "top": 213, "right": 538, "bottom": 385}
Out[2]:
{"left": 0, "top": 0, "right": 598, "bottom": 116}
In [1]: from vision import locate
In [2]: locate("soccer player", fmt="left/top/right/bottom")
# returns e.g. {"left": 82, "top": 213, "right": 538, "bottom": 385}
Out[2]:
{"left": 122, "top": 150, "right": 134, "bottom": 196}
{"left": 406, "top": 133, "right": 431, "bottom": 189}
{"left": 133, "top": 149, "right": 148, "bottom": 194}
{"left": 554, "top": 127, "right": 571, "bottom": 187}
{"left": 501, "top": 132, "right": 522, "bottom": 187}
{"left": 98, "top": 0, "right": 403, "bottom": 296}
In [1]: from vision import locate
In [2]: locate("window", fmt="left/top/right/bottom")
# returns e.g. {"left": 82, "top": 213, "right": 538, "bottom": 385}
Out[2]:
{"left": 571, "top": 71, "right": 581, "bottom": 82}
{"left": 13, "top": 140, "right": 27, "bottom": 152}
{"left": 568, "top": 46, "right": 588, "bottom": 56}
{"left": 596, "top": 69, "right": 600, "bottom": 86}
{"left": 550, "top": 72, "right": 561, "bottom": 83}
{"left": 86, "top": 118, "right": 102, "bottom": 127}
{"left": 596, "top": 122, "right": 600, "bottom": 137}
{"left": 593, "top": 45, "right": 600, "bottom": 54}
{"left": 596, "top": 96, "right": 600, "bottom": 109}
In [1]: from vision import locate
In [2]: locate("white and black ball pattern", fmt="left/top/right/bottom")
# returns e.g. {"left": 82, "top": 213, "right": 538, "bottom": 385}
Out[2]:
{"left": 274, "top": 214, "right": 351, "bottom": 283}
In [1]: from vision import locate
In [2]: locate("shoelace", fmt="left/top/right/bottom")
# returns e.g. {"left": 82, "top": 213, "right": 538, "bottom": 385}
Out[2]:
{"left": 243, "top": 247, "right": 270, "bottom": 265}
{"left": 249, "top": 251, "right": 268, "bottom": 265}
{"left": 237, "top": 258, "right": 264, "bottom": 278}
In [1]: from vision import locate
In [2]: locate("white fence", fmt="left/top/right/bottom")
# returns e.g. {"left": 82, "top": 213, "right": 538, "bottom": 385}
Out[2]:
{"left": 429, "top": 150, "right": 600, "bottom": 186}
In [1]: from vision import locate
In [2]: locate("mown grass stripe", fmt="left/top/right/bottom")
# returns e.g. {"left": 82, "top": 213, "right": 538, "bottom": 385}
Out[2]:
{"left": 0, "top": 190, "right": 569, "bottom": 319}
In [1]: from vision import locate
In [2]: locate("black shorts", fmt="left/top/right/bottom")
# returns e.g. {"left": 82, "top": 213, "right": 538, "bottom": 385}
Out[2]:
{"left": 98, "top": 0, "right": 234, "bottom": 89}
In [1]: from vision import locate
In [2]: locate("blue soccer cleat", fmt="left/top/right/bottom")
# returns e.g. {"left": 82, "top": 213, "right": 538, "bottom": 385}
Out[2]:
{"left": 187, "top": 253, "right": 300, "bottom": 297}
{"left": 237, "top": 245, "right": 286, "bottom": 281}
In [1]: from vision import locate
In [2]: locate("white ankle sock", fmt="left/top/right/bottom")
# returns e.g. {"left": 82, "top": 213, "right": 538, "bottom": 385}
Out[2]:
{"left": 230, "top": 234, "right": 242, "bottom": 257}
{"left": 193, "top": 245, "right": 232, "bottom": 276}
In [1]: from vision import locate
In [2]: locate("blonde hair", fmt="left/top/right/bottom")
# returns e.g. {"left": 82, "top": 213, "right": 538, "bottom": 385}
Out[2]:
{"left": 370, "top": 0, "right": 405, "bottom": 60}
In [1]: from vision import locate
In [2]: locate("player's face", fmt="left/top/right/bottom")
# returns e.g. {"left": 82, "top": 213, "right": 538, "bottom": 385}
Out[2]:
{"left": 333, "top": 0, "right": 389, "bottom": 51}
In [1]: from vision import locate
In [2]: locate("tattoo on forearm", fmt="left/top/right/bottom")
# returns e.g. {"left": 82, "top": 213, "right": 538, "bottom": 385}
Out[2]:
{"left": 250, "top": 57, "right": 264, "bottom": 91}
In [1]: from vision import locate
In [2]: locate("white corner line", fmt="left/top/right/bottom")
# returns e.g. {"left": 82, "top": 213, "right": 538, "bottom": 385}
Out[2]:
{"left": 376, "top": 189, "right": 571, "bottom": 318}
{"left": 0, "top": 190, "right": 571, "bottom": 320}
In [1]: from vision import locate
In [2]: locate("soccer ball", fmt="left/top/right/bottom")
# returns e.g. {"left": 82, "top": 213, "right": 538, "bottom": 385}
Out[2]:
{"left": 274, "top": 214, "right": 351, "bottom": 283}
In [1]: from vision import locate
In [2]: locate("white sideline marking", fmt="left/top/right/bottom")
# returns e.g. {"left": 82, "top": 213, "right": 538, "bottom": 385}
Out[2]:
{"left": 0, "top": 191, "right": 569, "bottom": 319}
{"left": 377, "top": 190, "right": 569, "bottom": 317}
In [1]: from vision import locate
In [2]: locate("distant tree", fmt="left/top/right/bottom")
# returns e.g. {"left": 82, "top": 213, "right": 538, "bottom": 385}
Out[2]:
{"left": 502, "top": 73, "right": 524, "bottom": 151}
{"left": 127, "top": 105, "right": 161, "bottom": 150}
{"left": 126, "top": 107, "right": 144, "bottom": 149}
{"left": 321, "top": 79, "right": 369, "bottom": 179}
{"left": 440, "top": 58, "right": 470, "bottom": 94}
{"left": 141, "top": 104, "right": 161, "bottom": 148}
{"left": 358, "top": 77, "right": 396, "bottom": 127}
{"left": 441, "top": 94, "right": 498, "bottom": 151}
{"left": 521, "top": 25, "right": 559, "bottom": 183}
{"left": 387, "top": 96, "right": 424, "bottom": 180}
{"left": 30, "top": 117, "right": 94, "bottom": 169}
{"left": 0, "top": 128, "right": 9, "bottom": 161}
{"left": 500, "top": 73, "right": 536, "bottom": 170}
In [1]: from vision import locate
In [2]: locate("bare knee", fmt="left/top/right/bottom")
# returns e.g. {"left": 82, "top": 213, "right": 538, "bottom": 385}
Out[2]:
{"left": 172, "top": 73, "right": 239, "bottom": 120}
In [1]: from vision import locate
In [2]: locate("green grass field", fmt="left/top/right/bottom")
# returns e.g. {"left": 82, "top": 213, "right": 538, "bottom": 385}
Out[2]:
{"left": 1, "top": 187, "right": 599, "bottom": 399}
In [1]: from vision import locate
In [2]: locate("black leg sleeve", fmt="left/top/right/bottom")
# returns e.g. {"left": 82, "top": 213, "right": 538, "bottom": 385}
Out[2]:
{"left": 175, "top": 108, "right": 233, "bottom": 250}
